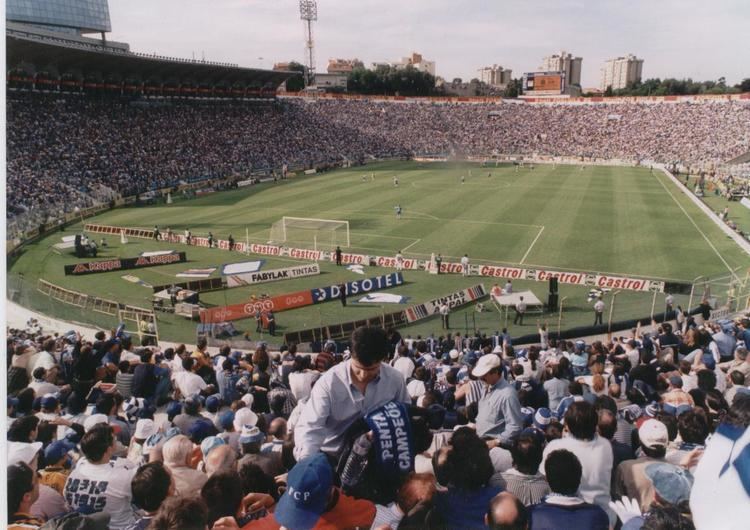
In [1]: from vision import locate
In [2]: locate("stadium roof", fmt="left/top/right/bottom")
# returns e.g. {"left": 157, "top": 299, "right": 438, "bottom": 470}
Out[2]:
{"left": 7, "top": 29, "right": 299, "bottom": 89}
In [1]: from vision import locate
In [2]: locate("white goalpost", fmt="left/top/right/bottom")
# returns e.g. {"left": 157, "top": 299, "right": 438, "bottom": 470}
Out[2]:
{"left": 269, "top": 216, "right": 351, "bottom": 250}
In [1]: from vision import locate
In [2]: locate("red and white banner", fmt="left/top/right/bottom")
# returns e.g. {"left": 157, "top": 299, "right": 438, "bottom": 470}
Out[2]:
{"left": 200, "top": 290, "right": 314, "bottom": 323}
{"left": 85, "top": 224, "right": 665, "bottom": 293}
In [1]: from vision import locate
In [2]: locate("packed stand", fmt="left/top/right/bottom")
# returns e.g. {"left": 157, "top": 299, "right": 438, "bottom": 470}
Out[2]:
{"left": 6, "top": 313, "right": 750, "bottom": 530}
{"left": 7, "top": 94, "right": 750, "bottom": 229}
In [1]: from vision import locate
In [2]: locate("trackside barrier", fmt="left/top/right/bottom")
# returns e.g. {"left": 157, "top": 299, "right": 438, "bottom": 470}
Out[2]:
{"left": 283, "top": 311, "right": 407, "bottom": 344}
{"left": 83, "top": 223, "right": 674, "bottom": 294}
{"left": 659, "top": 167, "right": 750, "bottom": 257}
{"left": 152, "top": 278, "right": 225, "bottom": 294}
{"left": 283, "top": 284, "right": 488, "bottom": 344}
{"left": 37, "top": 279, "right": 88, "bottom": 308}
{"left": 36, "top": 279, "right": 155, "bottom": 340}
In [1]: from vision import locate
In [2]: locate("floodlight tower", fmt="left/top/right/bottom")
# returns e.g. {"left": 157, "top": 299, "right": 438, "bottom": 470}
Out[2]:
{"left": 299, "top": 0, "right": 317, "bottom": 87}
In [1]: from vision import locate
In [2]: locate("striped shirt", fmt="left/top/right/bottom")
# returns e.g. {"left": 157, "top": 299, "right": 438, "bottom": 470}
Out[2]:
{"left": 490, "top": 468, "right": 550, "bottom": 506}
{"left": 464, "top": 380, "right": 485, "bottom": 407}
{"left": 115, "top": 372, "right": 134, "bottom": 399}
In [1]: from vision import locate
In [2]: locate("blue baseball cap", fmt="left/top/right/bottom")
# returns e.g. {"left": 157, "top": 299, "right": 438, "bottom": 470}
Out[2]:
{"left": 218, "top": 410, "right": 235, "bottom": 431}
{"left": 645, "top": 462, "right": 694, "bottom": 505}
{"left": 188, "top": 418, "right": 217, "bottom": 443}
{"left": 534, "top": 407, "right": 553, "bottom": 431}
{"left": 7, "top": 396, "right": 20, "bottom": 410}
{"left": 206, "top": 394, "right": 222, "bottom": 413}
{"left": 166, "top": 401, "right": 182, "bottom": 421}
{"left": 41, "top": 393, "right": 60, "bottom": 411}
{"left": 44, "top": 440, "right": 76, "bottom": 464}
{"left": 200, "top": 436, "right": 226, "bottom": 458}
{"left": 274, "top": 453, "right": 334, "bottom": 530}
{"left": 239, "top": 425, "right": 265, "bottom": 445}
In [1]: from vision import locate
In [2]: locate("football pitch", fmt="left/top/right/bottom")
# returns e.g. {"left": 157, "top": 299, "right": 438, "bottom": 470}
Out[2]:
{"left": 9, "top": 161, "right": 749, "bottom": 344}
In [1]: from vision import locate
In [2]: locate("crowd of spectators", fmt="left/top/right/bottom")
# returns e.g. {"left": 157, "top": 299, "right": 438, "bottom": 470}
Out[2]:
{"left": 6, "top": 312, "right": 750, "bottom": 529}
{"left": 7, "top": 94, "right": 750, "bottom": 231}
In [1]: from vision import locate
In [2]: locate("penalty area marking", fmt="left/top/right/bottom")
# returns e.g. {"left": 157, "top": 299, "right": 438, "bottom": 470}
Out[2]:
{"left": 519, "top": 226, "right": 545, "bottom": 265}
{"left": 401, "top": 238, "right": 422, "bottom": 253}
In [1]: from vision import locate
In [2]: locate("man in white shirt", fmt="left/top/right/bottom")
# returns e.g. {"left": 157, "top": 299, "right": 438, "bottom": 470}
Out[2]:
{"left": 392, "top": 347, "right": 416, "bottom": 381}
{"left": 294, "top": 326, "right": 409, "bottom": 460}
{"left": 173, "top": 357, "right": 207, "bottom": 398}
{"left": 439, "top": 303, "right": 450, "bottom": 330}
{"left": 514, "top": 296, "right": 527, "bottom": 326}
{"left": 503, "top": 280, "right": 513, "bottom": 294}
{"left": 665, "top": 293, "right": 675, "bottom": 318}
{"left": 541, "top": 401, "right": 615, "bottom": 526}
{"left": 118, "top": 337, "right": 141, "bottom": 365}
{"left": 32, "top": 344, "right": 58, "bottom": 375}
{"left": 460, "top": 254, "right": 470, "bottom": 276}
{"left": 395, "top": 251, "right": 404, "bottom": 271}
{"left": 64, "top": 424, "right": 138, "bottom": 530}
{"left": 29, "top": 368, "right": 62, "bottom": 396}
{"left": 593, "top": 298, "right": 605, "bottom": 326}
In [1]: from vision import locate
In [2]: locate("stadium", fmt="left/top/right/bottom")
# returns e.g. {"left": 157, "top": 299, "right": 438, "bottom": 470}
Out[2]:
{"left": 5, "top": 1, "right": 750, "bottom": 530}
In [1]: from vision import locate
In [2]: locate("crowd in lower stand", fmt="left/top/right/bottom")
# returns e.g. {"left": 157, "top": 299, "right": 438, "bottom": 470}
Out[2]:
{"left": 7, "top": 94, "right": 750, "bottom": 230}
{"left": 6, "top": 312, "right": 750, "bottom": 529}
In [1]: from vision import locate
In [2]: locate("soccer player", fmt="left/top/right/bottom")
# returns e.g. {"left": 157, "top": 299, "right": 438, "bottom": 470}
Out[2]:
{"left": 461, "top": 175, "right": 466, "bottom": 184}
{"left": 393, "top": 175, "right": 399, "bottom": 187}
{"left": 395, "top": 205, "right": 402, "bottom": 219}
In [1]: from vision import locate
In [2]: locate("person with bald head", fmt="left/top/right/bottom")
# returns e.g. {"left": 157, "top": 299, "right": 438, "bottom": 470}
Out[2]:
{"left": 205, "top": 444, "right": 237, "bottom": 477}
{"left": 261, "top": 418, "right": 287, "bottom": 454}
{"left": 486, "top": 491, "right": 528, "bottom": 530}
{"left": 162, "top": 434, "right": 207, "bottom": 497}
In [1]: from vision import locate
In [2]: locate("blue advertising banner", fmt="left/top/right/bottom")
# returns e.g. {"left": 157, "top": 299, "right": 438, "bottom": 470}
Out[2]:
{"left": 311, "top": 273, "right": 404, "bottom": 303}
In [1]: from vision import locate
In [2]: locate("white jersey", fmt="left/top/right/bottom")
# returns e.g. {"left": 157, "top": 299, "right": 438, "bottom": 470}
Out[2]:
{"left": 174, "top": 371, "right": 207, "bottom": 397}
{"left": 64, "top": 457, "right": 138, "bottom": 530}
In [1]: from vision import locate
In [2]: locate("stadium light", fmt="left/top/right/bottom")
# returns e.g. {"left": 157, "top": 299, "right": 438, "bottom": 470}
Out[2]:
{"left": 299, "top": 0, "right": 317, "bottom": 86}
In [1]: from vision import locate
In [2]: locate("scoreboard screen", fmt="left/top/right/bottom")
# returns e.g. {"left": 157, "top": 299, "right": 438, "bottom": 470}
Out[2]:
{"left": 523, "top": 72, "right": 565, "bottom": 94}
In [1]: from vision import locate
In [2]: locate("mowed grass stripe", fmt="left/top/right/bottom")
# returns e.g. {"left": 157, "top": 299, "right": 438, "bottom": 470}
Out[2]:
{"left": 68, "top": 161, "right": 747, "bottom": 280}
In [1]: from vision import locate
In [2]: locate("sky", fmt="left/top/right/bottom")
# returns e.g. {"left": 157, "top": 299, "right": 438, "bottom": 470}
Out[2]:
{"left": 108, "top": 0, "right": 750, "bottom": 88}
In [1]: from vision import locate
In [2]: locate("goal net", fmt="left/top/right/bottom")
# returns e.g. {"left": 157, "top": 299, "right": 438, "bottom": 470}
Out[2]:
{"left": 269, "top": 216, "right": 350, "bottom": 250}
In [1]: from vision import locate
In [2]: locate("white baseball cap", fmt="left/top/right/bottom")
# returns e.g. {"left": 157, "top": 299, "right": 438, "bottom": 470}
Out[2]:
{"left": 233, "top": 407, "right": 259, "bottom": 432}
{"left": 84, "top": 414, "right": 109, "bottom": 432}
{"left": 134, "top": 419, "right": 157, "bottom": 440}
{"left": 8, "top": 441, "right": 43, "bottom": 467}
{"left": 472, "top": 354, "right": 501, "bottom": 377}
{"left": 449, "top": 349, "right": 460, "bottom": 360}
{"left": 240, "top": 393, "right": 254, "bottom": 408}
{"left": 639, "top": 419, "right": 669, "bottom": 449}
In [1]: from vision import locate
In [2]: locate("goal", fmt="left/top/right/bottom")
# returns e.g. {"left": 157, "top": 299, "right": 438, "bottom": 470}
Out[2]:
{"left": 269, "top": 216, "right": 350, "bottom": 250}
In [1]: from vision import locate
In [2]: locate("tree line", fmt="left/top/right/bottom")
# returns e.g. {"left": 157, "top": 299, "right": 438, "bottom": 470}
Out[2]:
{"left": 599, "top": 77, "right": 750, "bottom": 97}
{"left": 282, "top": 61, "right": 749, "bottom": 99}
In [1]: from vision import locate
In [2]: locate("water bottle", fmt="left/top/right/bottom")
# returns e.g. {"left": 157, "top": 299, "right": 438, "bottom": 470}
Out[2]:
{"left": 340, "top": 433, "right": 372, "bottom": 491}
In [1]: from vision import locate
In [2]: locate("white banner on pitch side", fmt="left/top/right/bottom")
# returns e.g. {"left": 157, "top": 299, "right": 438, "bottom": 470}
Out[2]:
{"left": 226, "top": 263, "right": 320, "bottom": 287}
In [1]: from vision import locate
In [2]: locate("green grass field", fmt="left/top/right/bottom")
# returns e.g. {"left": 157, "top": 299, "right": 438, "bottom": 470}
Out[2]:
{"left": 8, "top": 161, "right": 749, "bottom": 345}
{"left": 685, "top": 175, "right": 750, "bottom": 238}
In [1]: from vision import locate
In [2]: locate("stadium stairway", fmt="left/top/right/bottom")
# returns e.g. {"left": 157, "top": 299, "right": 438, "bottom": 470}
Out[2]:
{"left": 726, "top": 150, "right": 750, "bottom": 165}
